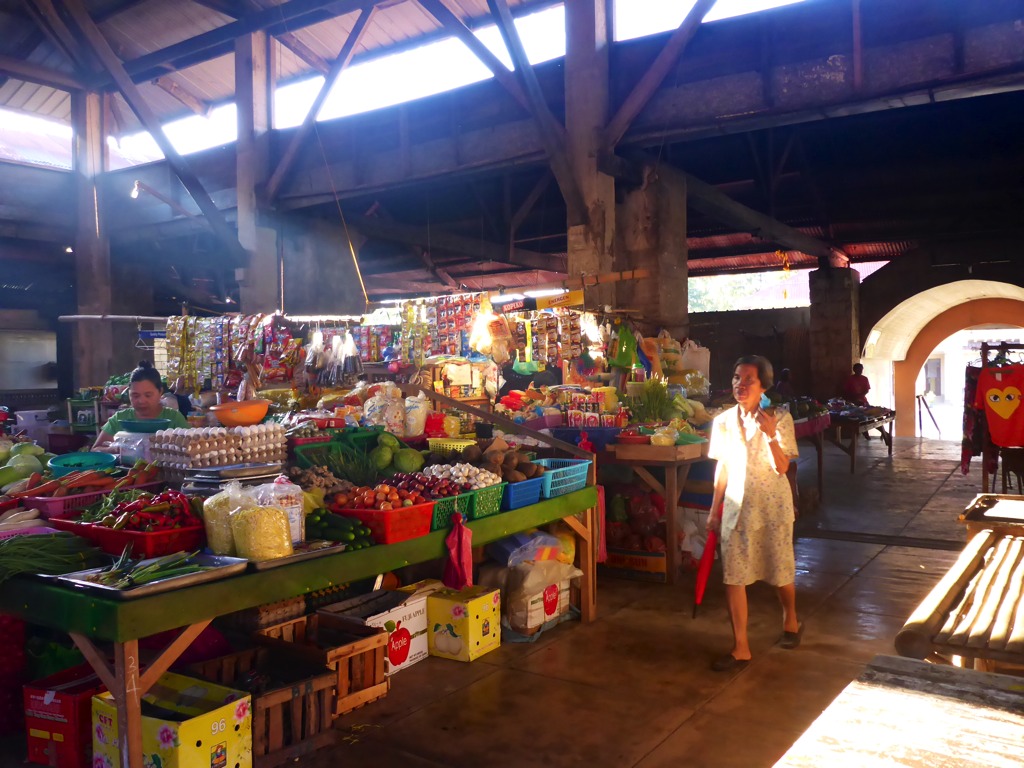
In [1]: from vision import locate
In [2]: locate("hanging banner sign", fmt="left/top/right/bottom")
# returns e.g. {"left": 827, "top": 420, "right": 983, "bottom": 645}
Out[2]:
{"left": 536, "top": 290, "right": 584, "bottom": 309}
{"left": 493, "top": 290, "right": 585, "bottom": 314}
{"left": 138, "top": 330, "right": 167, "bottom": 340}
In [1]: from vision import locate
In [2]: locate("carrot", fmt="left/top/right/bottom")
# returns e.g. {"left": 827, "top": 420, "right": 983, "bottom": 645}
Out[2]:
{"left": 60, "top": 471, "right": 103, "bottom": 488}
{"left": 10, "top": 479, "right": 61, "bottom": 498}
{"left": 24, "top": 473, "right": 43, "bottom": 491}
{"left": 51, "top": 485, "right": 68, "bottom": 497}
{"left": 64, "top": 474, "right": 114, "bottom": 491}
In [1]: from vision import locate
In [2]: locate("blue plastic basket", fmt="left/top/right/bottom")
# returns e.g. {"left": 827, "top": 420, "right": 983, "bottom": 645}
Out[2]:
{"left": 535, "top": 459, "right": 592, "bottom": 498}
{"left": 501, "top": 476, "right": 544, "bottom": 510}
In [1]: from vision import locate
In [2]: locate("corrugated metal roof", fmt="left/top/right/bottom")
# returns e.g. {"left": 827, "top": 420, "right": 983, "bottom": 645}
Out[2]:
{"left": 0, "top": 0, "right": 551, "bottom": 133}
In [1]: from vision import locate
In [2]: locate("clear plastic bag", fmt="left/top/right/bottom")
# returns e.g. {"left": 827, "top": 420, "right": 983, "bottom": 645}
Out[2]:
{"left": 230, "top": 504, "right": 293, "bottom": 561}
{"left": 253, "top": 477, "right": 305, "bottom": 544}
{"left": 202, "top": 481, "right": 250, "bottom": 556}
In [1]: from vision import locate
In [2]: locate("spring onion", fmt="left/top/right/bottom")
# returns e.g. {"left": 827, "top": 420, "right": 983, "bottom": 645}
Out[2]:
{"left": 0, "top": 533, "right": 104, "bottom": 585}
{"left": 91, "top": 547, "right": 206, "bottom": 589}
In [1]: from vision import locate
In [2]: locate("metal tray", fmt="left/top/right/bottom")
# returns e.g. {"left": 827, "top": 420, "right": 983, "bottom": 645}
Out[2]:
{"left": 247, "top": 540, "right": 348, "bottom": 571}
{"left": 53, "top": 554, "right": 249, "bottom": 599}
{"left": 190, "top": 463, "right": 284, "bottom": 480}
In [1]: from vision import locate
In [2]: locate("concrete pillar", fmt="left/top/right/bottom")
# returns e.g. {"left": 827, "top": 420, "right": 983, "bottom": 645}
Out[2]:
{"left": 615, "top": 167, "right": 688, "bottom": 336}
{"left": 71, "top": 90, "right": 114, "bottom": 388}
{"left": 236, "top": 31, "right": 279, "bottom": 312}
{"left": 808, "top": 267, "right": 860, "bottom": 401}
{"left": 281, "top": 217, "right": 368, "bottom": 316}
{"left": 565, "top": 0, "right": 615, "bottom": 309}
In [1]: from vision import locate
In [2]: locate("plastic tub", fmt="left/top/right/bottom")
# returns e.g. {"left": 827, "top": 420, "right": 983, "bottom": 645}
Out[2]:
{"left": 21, "top": 481, "right": 165, "bottom": 519}
{"left": 47, "top": 452, "right": 117, "bottom": 477}
{"left": 340, "top": 504, "right": 432, "bottom": 544}
{"left": 117, "top": 419, "right": 172, "bottom": 434}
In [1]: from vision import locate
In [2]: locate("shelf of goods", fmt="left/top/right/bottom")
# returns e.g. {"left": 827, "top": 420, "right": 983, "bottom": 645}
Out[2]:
{"left": 0, "top": 487, "right": 597, "bottom": 768}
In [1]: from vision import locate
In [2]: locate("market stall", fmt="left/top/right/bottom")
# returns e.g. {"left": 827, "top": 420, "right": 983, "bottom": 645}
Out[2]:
{"left": 827, "top": 405, "right": 896, "bottom": 473}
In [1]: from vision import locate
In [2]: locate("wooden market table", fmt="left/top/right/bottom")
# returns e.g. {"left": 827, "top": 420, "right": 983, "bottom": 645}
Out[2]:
{"left": 0, "top": 488, "right": 597, "bottom": 768}
{"left": 601, "top": 442, "right": 708, "bottom": 584}
{"left": 793, "top": 413, "right": 829, "bottom": 502}
{"left": 827, "top": 411, "right": 895, "bottom": 473}
{"left": 775, "top": 654, "right": 1024, "bottom": 767}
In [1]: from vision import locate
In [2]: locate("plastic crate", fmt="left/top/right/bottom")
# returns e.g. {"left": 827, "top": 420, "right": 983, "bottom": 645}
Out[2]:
{"left": 501, "top": 476, "right": 544, "bottom": 510}
{"left": 20, "top": 482, "right": 164, "bottom": 519}
{"left": 338, "top": 504, "right": 432, "bottom": 544}
{"left": 48, "top": 518, "right": 205, "bottom": 557}
{"left": 535, "top": 458, "right": 592, "bottom": 498}
{"left": 426, "top": 438, "right": 476, "bottom": 457}
{"left": 430, "top": 494, "right": 471, "bottom": 531}
{"left": 467, "top": 482, "right": 506, "bottom": 519}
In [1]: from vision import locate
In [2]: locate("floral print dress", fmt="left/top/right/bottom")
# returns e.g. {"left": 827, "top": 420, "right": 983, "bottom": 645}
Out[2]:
{"left": 708, "top": 405, "right": 799, "bottom": 587}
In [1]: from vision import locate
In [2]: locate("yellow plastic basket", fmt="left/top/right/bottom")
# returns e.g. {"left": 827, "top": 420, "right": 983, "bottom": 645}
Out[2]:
{"left": 427, "top": 438, "right": 477, "bottom": 457}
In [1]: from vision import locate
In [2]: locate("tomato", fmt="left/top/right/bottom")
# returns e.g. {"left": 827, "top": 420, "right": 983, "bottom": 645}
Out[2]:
{"left": 379, "top": 502, "right": 393, "bottom": 511}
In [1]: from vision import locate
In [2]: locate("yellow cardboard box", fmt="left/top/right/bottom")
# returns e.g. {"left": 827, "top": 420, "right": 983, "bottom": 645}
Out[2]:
{"left": 92, "top": 671, "right": 251, "bottom": 768}
{"left": 427, "top": 586, "right": 501, "bottom": 662}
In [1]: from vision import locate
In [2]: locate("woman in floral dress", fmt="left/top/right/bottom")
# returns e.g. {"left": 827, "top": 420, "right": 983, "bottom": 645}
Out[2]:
{"left": 707, "top": 356, "right": 801, "bottom": 671}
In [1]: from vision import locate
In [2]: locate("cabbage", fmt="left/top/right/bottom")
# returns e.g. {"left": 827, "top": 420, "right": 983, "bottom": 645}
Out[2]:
{"left": 5, "top": 454, "right": 43, "bottom": 477}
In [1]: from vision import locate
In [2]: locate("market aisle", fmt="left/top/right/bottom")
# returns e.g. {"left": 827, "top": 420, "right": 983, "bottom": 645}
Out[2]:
{"left": 0, "top": 438, "right": 977, "bottom": 768}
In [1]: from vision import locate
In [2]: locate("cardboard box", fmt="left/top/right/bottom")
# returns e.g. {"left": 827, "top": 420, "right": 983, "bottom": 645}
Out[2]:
{"left": 508, "top": 579, "right": 571, "bottom": 633}
{"left": 599, "top": 547, "right": 668, "bottom": 582}
{"left": 24, "top": 664, "right": 105, "bottom": 768}
{"left": 427, "top": 586, "right": 501, "bottom": 662}
{"left": 318, "top": 583, "right": 436, "bottom": 675}
{"left": 92, "top": 672, "right": 251, "bottom": 768}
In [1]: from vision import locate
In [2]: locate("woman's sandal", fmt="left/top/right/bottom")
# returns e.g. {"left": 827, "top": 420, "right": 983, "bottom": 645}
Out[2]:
{"left": 711, "top": 654, "right": 751, "bottom": 672}
{"left": 779, "top": 623, "right": 804, "bottom": 650}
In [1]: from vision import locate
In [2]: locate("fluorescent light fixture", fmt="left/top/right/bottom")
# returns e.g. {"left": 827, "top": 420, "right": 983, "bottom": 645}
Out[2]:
{"left": 64, "top": 246, "right": 73, "bottom": 253}
{"left": 525, "top": 288, "right": 567, "bottom": 298}
{"left": 130, "top": 180, "right": 140, "bottom": 199}
{"left": 492, "top": 293, "right": 525, "bottom": 302}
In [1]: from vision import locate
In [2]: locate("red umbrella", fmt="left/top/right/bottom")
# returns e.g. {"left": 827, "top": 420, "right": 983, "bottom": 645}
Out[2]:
{"left": 692, "top": 527, "right": 719, "bottom": 619}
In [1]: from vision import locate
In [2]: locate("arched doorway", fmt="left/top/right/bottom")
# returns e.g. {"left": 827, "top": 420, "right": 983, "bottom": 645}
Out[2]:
{"left": 862, "top": 281, "right": 1024, "bottom": 437}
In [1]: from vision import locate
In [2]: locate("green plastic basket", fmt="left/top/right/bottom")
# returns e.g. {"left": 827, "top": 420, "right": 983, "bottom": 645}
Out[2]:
{"left": 430, "top": 494, "right": 472, "bottom": 531}
{"left": 468, "top": 483, "right": 507, "bottom": 520}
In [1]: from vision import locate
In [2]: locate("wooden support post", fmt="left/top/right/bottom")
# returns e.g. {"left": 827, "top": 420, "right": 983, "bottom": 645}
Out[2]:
{"left": 71, "top": 89, "right": 114, "bottom": 389}
{"left": 114, "top": 640, "right": 143, "bottom": 768}
{"left": 565, "top": 0, "right": 616, "bottom": 308}
{"left": 236, "top": 29, "right": 279, "bottom": 311}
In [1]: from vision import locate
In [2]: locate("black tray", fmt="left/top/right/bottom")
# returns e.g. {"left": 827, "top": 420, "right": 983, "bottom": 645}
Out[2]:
{"left": 247, "top": 540, "right": 348, "bottom": 571}
{"left": 190, "top": 463, "right": 284, "bottom": 480}
{"left": 54, "top": 554, "right": 248, "bottom": 599}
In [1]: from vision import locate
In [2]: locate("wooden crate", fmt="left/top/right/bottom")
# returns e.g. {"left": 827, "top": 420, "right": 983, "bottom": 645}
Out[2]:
{"left": 186, "top": 646, "right": 336, "bottom": 768}
{"left": 220, "top": 596, "right": 307, "bottom": 632}
{"left": 256, "top": 613, "right": 390, "bottom": 719}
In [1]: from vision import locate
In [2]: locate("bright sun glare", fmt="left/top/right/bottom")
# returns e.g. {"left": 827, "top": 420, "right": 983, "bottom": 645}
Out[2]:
{"left": 1, "top": 1, "right": 805, "bottom": 167}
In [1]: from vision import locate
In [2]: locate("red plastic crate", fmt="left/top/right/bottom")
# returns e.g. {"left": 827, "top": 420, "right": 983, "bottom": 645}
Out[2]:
{"left": 20, "top": 482, "right": 164, "bottom": 520}
{"left": 48, "top": 518, "right": 205, "bottom": 557}
{"left": 23, "top": 664, "right": 105, "bottom": 768}
{"left": 338, "top": 503, "right": 433, "bottom": 544}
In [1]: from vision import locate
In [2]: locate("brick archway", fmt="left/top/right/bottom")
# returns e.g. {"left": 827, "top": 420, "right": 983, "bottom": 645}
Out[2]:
{"left": 892, "top": 298, "right": 1024, "bottom": 436}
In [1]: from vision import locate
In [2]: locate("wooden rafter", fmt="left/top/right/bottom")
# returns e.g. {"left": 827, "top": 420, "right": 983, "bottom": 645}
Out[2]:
{"left": 0, "top": 53, "right": 82, "bottom": 89}
{"left": 23, "top": 0, "right": 93, "bottom": 72}
{"left": 416, "top": 0, "right": 529, "bottom": 112}
{"left": 192, "top": 0, "right": 331, "bottom": 74}
{"left": 603, "top": 0, "right": 717, "bottom": 149}
{"left": 509, "top": 170, "right": 551, "bottom": 240}
{"left": 630, "top": 152, "right": 849, "bottom": 268}
{"left": 60, "top": 0, "right": 248, "bottom": 265}
{"left": 0, "top": 27, "right": 47, "bottom": 90}
{"left": 105, "top": 0, "right": 369, "bottom": 88}
{"left": 152, "top": 76, "right": 213, "bottom": 116}
{"left": 348, "top": 212, "right": 566, "bottom": 272}
{"left": 419, "top": 249, "right": 458, "bottom": 288}
{"left": 265, "top": 5, "right": 375, "bottom": 201}
{"left": 486, "top": 0, "right": 585, "bottom": 226}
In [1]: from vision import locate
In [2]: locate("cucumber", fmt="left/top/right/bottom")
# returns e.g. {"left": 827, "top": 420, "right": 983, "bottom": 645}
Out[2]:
{"left": 321, "top": 514, "right": 356, "bottom": 531}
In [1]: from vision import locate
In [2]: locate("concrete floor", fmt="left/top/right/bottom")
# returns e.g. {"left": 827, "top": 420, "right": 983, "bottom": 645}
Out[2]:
{"left": 2, "top": 437, "right": 992, "bottom": 767}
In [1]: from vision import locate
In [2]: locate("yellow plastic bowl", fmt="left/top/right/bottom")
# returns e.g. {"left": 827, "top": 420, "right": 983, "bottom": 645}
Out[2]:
{"left": 208, "top": 399, "right": 270, "bottom": 427}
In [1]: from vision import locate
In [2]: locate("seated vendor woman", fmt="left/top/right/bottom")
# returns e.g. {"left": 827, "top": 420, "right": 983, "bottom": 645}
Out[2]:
{"left": 93, "top": 361, "right": 189, "bottom": 452}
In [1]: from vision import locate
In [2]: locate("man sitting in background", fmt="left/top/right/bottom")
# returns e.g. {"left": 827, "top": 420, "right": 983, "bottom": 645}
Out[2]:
{"left": 842, "top": 363, "right": 871, "bottom": 406}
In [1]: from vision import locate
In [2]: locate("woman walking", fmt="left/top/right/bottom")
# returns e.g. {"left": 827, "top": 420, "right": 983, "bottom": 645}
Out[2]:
{"left": 707, "top": 355, "right": 801, "bottom": 671}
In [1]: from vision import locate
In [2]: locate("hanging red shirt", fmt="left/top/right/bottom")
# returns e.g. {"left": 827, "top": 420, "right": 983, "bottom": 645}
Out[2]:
{"left": 974, "top": 366, "right": 1024, "bottom": 447}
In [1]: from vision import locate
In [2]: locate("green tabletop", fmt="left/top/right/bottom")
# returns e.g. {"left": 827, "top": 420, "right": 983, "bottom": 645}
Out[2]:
{"left": 0, "top": 488, "right": 597, "bottom": 642}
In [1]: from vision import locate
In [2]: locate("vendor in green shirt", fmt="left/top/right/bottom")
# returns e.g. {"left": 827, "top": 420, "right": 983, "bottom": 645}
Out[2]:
{"left": 93, "top": 361, "right": 189, "bottom": 451}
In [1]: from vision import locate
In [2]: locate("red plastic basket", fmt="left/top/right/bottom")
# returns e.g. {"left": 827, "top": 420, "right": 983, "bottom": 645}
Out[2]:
{"left": 338, "top": 503, "right": 433, "bottom": 544}
{"left": 20, "top": 482, "right": 164, "bottom": 520}
{"left": 48, "top": 518, "right": 205, "bottom": 557}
